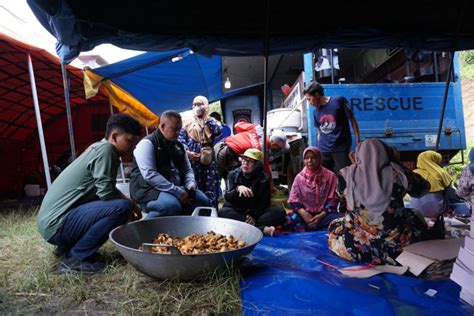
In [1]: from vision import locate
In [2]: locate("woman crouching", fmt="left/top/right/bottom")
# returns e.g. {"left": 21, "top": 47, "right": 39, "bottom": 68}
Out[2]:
{"left": 327, "top": 139, "right": 441, "bottom": 265}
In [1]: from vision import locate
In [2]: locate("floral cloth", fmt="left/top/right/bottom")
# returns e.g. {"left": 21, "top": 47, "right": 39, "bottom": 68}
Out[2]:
{"left": 179, "top": 117, "right": 222, "bottom": 207}
{"left": 328, "top": 183, "right": 427, "bottom": 265}
{"left": 285, "top": 209, "right": 342, "bottom": 232}
{"left": 328, "top": 139, "right": 429, "bottom": 265}
{"left": 457, "top": 163, "right": 474, "bottom": 207}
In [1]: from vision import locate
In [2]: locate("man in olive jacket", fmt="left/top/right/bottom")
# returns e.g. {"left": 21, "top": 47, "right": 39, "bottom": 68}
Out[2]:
{"left": 37, "top": 113, "right": 142, "bottom": 275}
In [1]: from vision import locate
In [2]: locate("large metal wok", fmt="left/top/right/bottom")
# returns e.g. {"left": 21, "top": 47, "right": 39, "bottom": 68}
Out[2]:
{"left": 109, "top": 207, "right": 263, "bottom": 280}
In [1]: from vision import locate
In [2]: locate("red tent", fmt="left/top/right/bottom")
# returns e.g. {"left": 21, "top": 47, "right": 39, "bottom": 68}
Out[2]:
{"left": 0, "top": 33, "right": 110, "bottom": 198}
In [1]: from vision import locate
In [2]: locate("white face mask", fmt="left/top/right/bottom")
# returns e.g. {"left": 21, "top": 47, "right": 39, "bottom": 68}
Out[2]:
{"left": 193, "top": 106, "right": 204, "bottom": 116}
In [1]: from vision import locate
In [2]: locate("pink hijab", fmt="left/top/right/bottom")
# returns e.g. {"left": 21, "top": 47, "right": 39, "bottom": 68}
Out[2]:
{"left": 288, "top": 147, "right": 337, "bottom": 213}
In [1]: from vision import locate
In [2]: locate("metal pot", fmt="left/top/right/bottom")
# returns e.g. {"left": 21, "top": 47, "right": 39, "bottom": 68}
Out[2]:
{"left": 109, "top": 207, "right": 263, "bottom": 280}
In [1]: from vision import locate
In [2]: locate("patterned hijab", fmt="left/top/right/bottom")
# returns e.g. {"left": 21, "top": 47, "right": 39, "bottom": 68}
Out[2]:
{"left": 288, "top": 147, "right": 337, "bottom": 213}
{"left": 341, "top": 139, "right": 408, "bottom": 223}
{"left": 413, "top": 150, "right": 452, "bottom": 192}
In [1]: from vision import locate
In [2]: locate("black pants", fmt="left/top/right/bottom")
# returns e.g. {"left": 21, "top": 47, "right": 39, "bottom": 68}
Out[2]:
{"left": 321, "top": 151, "right": 351, "bottom": 174}
{"left": 218, "top": 206, "right": 286, "bottom": 231}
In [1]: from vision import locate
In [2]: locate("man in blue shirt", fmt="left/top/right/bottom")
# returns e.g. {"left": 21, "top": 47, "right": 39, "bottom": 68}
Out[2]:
{"left": 304, "top": 81, "right": 360, "bottom": 173}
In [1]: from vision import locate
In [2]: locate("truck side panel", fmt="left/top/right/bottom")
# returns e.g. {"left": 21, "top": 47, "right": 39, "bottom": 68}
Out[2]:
{"left": 306, "top": 59, "right": 466, "bottom": 159}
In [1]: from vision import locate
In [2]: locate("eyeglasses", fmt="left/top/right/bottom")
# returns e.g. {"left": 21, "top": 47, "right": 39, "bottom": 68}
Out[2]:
{"left": 193, "top": 102, "right": 204, "bottom": 106}
{"left": 241, "top": 157, "right": 256, "bottom": 164}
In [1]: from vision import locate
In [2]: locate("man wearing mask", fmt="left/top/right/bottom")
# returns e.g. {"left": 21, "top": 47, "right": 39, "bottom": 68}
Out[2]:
{"left": 130, "top": 110, "right": 210, "bottom": 218}
{"left": 178, "top": 96, "right": 223, "bottom": 207}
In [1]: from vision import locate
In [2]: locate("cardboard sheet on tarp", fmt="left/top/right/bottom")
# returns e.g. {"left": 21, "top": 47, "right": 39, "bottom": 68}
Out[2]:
{"left": 240, "top": 232, "right": 474, "bottom": 315}
{"left": 396, "top": 238, "right": 464, "bottom": 276}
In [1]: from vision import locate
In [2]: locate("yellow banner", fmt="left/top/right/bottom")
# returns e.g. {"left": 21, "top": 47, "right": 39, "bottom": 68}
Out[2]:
{"left": 83, "top": 68, "right": 160, "bottom": 127}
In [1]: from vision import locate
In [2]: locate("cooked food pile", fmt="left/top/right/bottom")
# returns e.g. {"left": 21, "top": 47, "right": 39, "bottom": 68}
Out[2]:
{"left": 149, "top": 231, "right": 246, "bottom": 254}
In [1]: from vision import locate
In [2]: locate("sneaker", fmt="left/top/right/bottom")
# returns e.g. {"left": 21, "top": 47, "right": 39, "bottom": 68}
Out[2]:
{"left": 52, "top": 246, "right": 67, "bottom": 257}
{"left": 85, "top": 252, "right": 107, "bottom": 263}
{"left": 58, "top": 256, "right": 106, "bottom": 275}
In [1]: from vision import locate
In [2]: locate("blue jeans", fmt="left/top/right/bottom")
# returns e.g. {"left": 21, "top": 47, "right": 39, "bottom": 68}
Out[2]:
{"left": 48, "top": 199, "right": 131, "bottom": 260}
{"left": 144, "top": 190, "right": 210, "bottom": 219}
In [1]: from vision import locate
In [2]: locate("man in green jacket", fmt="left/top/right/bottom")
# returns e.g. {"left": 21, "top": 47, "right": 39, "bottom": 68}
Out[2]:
{"left": 37, "top": 113, "right": 142, "bottom": 275}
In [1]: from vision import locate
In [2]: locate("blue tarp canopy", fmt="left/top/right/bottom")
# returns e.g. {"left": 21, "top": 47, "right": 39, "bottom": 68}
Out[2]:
{"left": 27, "top": 0, "right": 474, "bottom": 63}
{"left": 89, "top": 49, "right": 257, "bottom": 116}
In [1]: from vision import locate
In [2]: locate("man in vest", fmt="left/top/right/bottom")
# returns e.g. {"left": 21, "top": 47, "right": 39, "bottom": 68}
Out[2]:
{"left": 130, "top": 110, "right": 210, "bottom": 218}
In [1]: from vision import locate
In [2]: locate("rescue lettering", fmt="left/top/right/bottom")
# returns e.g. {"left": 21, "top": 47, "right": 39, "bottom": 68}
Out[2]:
{"left": 350, "top": 97, "right": 423, "bottom": 111}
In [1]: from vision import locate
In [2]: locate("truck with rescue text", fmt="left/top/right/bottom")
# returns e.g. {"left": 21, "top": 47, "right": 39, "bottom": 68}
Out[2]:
{"left": 268, "top": 48, "right": 466, "bottom": 185}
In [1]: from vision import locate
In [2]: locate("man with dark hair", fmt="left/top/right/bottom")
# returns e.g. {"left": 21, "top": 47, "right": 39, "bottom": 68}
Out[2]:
{"left": 37, "top": 113, "right": 143, "bottom": 275}
{"left": 304, "top": 81, "right": 361, "bottom": 173}
{"left": 105, "top": 112, "right": 142, "bottom": 138}
{"left": 130, "top": 110, "right": 210, "bottom": 218}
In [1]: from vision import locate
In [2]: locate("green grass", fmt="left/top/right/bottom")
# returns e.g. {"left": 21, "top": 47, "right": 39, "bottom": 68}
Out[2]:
{"left": 445, "top": 142, "right": 473, "bottom": 184}
{"left": 460, "top": 50, "right": 474, "bottom": 79}
{"left": 0, "top": 207, "right": 242, "bottom": 314}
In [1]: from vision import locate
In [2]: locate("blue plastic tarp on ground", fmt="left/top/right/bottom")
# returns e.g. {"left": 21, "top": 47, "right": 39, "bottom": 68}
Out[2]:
{"left": 240, "top": 232, "right": 474, "bottom": 315}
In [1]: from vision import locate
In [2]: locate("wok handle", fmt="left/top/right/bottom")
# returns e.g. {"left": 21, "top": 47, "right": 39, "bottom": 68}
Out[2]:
{"left": 191, "top": 207, "right": 218, "bottom": 217}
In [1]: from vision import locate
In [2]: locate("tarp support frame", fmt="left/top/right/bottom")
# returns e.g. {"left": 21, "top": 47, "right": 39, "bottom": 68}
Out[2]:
{"left": 61, "top": 63, "right": 77, "bottom": 160}
{"left": 262, "top": 0, "right": 271, "bottom": 163}
{"left": 28, "top": 52, "right": 52, "bottom": 188}
{"left": 435, "top": 52, "right": 455, "bottom": 152}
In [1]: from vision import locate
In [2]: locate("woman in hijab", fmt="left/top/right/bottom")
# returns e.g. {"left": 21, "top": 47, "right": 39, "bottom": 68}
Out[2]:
{"left": 285, "top": 147, "right": 342, "bottom": 232}
{"left": 408, "top": 151, "right": 453, "bottom": 218}
{"left": 218, "top": 148, "right": 286, "bottom": 236}
{"left": 179, "top": 96, "right": 223, "bottom": 207}
{"left": 456, "top": 148, "right": 474, "bottom": 211}
{"left": 328, "top": 139, "right": 435, "bottom": 265}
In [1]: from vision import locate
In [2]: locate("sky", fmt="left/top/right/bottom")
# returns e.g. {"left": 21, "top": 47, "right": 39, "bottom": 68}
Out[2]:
{"left": 0, "top": 0, "right": 143, "bottom": 67}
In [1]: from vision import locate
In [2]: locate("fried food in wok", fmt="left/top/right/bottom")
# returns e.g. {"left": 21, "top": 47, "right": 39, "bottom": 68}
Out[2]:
{"left": 149, "top": 231, "right": 246, "bottom": 254}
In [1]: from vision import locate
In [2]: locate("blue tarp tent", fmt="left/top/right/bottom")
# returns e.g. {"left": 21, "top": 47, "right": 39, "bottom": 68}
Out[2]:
{"left": 24, "top": 0, "right": 474, "bottom": 314}
{"left": 85, "top": 49, "right": 259, "bottom": 125}
{"left": 27, "top": 0, "right": 474, "bottom": 63}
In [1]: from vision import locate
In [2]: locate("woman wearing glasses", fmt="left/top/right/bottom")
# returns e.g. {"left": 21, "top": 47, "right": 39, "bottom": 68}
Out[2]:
{"left": 218, "top": 148, "right": 286, "bottom": 236}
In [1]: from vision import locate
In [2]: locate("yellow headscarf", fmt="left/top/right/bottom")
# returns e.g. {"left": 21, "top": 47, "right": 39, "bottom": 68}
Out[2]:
{"left": 413, "top": 151, "right": 452, "bottom": 192}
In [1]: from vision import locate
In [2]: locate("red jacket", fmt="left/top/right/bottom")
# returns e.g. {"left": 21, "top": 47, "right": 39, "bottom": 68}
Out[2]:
{"left": 225, "top": 122, "right": 272, "bottom": 176}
